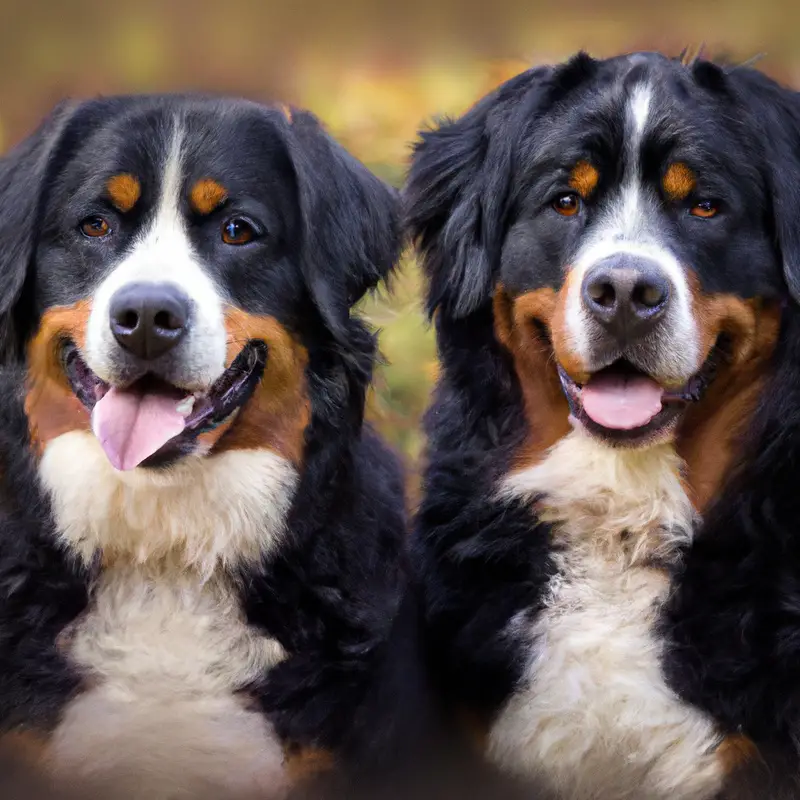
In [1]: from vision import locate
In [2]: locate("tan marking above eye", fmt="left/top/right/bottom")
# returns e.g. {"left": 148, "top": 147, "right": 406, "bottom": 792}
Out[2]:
{"left": 568, "top": 161, "right": 600, "bottom": 198}
{"left": 105, "top": 174, "right": 141, "bottom": 213}
{"left": 663, "top": 162, "right": 697, "bottom": 201}
{"left": 190, "top": 178, "right": 229, "bottom": 216}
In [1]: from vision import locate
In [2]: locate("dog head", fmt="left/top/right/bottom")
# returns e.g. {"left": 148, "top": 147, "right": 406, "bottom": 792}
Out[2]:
{"left": 0, "top": 95, "right": 398, "bottom": 472}
{"left": 407, "top": 53, "right": 800, "bottom": 473}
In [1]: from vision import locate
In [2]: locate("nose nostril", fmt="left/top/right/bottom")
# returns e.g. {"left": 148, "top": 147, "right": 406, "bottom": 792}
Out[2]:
{"left": 632, "top": 283, "right": 668, "bottom": 310}
{"left": 153, "top": 310, "right": 182, "bottom": 332}
{"left": 587, "top": 281, "right": 616, "bottom": 309}
{"left": 117, "top": 310, "right": 139, "bottom": 332}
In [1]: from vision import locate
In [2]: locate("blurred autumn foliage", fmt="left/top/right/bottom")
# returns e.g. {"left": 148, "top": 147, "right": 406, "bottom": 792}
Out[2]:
{"left": 1, "top": 0, "right": 799, "bottom": 478}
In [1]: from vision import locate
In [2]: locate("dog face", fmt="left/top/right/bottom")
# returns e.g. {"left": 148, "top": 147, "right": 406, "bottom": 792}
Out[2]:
{"left": 408, "top": 53, "right": 797, "bottom": 457}
{"left": 0, "top": 95, "right": 398, "bottom": 472}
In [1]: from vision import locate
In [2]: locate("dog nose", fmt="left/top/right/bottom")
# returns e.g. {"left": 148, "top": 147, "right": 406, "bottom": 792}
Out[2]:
{"left": 109, "top": 283, "right": 190, "bottom": 361}
{"left": 581, "top": 255, "right": 671, "bottom": 341}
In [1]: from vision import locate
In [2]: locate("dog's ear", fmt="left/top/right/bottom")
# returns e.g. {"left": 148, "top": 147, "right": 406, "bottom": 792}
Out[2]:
{"left": 286, "top": 109, "right": 401, "bottom": 343}
{"left": 724, "top": 66, "right": 800, "bottom": 303}
{"left": 762, "top": 90, "right": 800, "bottom": 304}
{"left": 0, "top": 101, "right": 81, "bottom": 361}
{"left": 404, "top": 67, "right": 553, "bottom": 320}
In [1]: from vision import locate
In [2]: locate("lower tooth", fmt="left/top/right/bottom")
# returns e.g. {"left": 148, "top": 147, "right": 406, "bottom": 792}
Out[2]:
{"left": 176, "top": 397, "right": 196, "bottom": 416}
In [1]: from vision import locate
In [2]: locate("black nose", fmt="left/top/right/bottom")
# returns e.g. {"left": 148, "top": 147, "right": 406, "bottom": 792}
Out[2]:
{"left": 581, "top": 255, "right": 671, "bottom": 342}
{"left": 109, "top": 283, "right": 190, "bottom": 361}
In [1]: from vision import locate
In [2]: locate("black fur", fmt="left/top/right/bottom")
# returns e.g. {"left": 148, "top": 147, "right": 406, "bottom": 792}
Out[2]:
{"left": 0, "top": 372, "right": 88, "bottom": 731}
{"left": 411, "top": 304, "right": 555, "bottom": 717}
{"left": 407, "top": 68, "right": 548, "bottom": 318}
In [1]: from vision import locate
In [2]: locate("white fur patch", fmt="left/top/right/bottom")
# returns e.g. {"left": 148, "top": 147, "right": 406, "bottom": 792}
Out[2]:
{"left": 628, "top": 83, "right": 652, "bottom": 143}
{"left": 49, "top": 691, "right": 288, "bottom": 800}
{"left": 39, "top": 430, "right": 298, "bottom": 797}
{"left": 48, "top": 568, "right": 289, "bottom": 799}
{"left": 84, "top": 121, "right": 228, "bottom": 390}
{"left": 490, "top": 432, "right": 725, "bottom": 800}
{"left": 40, "top": 430, "right": 297, "bottom": 574}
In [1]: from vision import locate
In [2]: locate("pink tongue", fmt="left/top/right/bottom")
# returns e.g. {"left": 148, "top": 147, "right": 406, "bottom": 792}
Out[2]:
{"left": 582, "top": 373, "right": 664, "bottom": 430}
{"left": 91, "top": 386, "right": 188, "bottom": 471}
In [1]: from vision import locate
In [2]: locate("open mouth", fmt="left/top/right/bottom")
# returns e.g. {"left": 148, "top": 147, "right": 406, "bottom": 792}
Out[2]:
{"left": 62, "top": 340, "right": 267, "bottom": 470}
{"left": 556, "top": 344, "right": 722, "bottom": 446}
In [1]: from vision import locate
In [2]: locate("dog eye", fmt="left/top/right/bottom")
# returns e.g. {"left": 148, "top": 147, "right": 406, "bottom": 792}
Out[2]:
{"left": 552, "top": 193, "right": 581, "bottom": 217}
{"left": 690, "top": 200, "right": 718, "bottom": 219}
{"left": 222, "top": 217, "right": 256, "bottom": 245}
{"left": 80, "top": 216, "right": 112, "bottom": 238}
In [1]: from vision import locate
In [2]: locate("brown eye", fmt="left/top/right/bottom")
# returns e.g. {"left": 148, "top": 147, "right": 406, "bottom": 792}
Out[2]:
{"left": 690, "top": 200, "right": 718, "bottom": 219}
{"left": 222, "top": 217, "right": 256, "bottom": 245}
{"left": 553, "top": 193, "right": 581, "bottom": 217}
{"left": 80, "top": 216, "right": 111, "bottom": 238}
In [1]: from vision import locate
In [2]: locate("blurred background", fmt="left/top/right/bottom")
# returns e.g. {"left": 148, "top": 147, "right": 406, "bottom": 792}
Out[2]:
{"left": 1, "top": 0, "right": 798, "bottom": 490}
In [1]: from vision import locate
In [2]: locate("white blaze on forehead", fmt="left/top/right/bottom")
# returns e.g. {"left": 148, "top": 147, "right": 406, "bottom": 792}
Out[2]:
{"left": 84, "top": 120, "right": 227, "bottom": 390}
{"left": 628, "top": 83, "right": 653, "bottom": 144}
{"left": 616, "top": 82, "right": 653, "bottom": 243}
{"left": 562, "top": 80, "right": 701, "bottom": 382}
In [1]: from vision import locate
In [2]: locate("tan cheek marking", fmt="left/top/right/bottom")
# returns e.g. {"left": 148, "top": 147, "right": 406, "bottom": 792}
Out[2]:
{"left": 568, "top": 161, "right": 599, "bottom": 198}
{"left": 494, "top": 286, "right": 572, "bottom": 471}
{"left": 199, "top": 309, "right": 310, "bottom": 464}
{"left": 0, "top": 730, "right": 49, "bottom": 767}
{"left": 716, "top": 734, "right": 761, "bottom": 776}
{"left": 105, "top": 174, "right": 141, "bottom": 213}
{"left": 283, "top": 745, "right": 335, "bottom": 785}
{"left": 690, "top": 277, "right": 774, "bottom": 371}
{"left": 25, "top": 301, "right": 93, "bottom": 454}
{"left": 189, "top": 179, "right": 228, "bottom": 216}
{"left": 663, "top": 162, "right": 696, "bottom": 201}
{"left": 677, "top": 276, "right": 781, "bottom": 511}
{"left": 549, "top": 269, "right": 591, "bottom": 385}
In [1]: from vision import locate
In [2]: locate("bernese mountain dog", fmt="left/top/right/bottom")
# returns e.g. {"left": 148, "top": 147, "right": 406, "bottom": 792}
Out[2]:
{"left": 406, "top": 52, "right": 800, "bottom": 799}
{"left": 0, "top": 94, "right": 409, "bottom": 799}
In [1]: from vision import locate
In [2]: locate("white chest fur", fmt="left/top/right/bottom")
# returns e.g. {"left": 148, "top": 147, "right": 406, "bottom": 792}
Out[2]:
{"left": 38, "top": 432, "right": 298, "bottom": 799}
{"left": 39, "top": 431, "right": 298, "bottom": 573}
{"left": 489, "top": 431, "right": 725, "bottom": 800}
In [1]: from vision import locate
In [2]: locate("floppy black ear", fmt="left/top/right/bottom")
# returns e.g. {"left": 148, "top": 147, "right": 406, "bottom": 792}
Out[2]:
{"left": 763, "top": 91, "right": 800, "bottom": 304}
{"left": 725, "top": 65, "right": 800, "bottom": 303}
{"left": 0, "top": 101, "right": 79, "bottom": 361}
{"left": 404, "top": 66, "right": 552, "bottom": 320}
{"left": 287, "top": 109, "right": 401, "bottom": 343}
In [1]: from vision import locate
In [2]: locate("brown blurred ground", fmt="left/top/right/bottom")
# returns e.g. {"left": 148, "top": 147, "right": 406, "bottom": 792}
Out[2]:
{"left": 0, "top": 0, "right": 797, "bottom": 486}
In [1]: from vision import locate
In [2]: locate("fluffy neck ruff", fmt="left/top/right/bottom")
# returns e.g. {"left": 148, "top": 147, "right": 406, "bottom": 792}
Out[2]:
{"left": 502, "top": 430, "right": 696, "bottom": 569}
{"left": 39, "top": 430, "right": 298, "bottom": 578}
